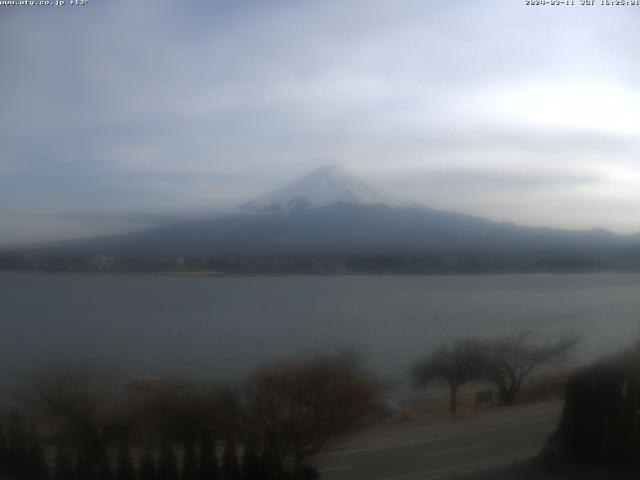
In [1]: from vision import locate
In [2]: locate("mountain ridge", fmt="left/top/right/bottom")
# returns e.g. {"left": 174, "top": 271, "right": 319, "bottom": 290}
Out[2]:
{"left": 2, "top": 167, "right": 640, "bottom": 273}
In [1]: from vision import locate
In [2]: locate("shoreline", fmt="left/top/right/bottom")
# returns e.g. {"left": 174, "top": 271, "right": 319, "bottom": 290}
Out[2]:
{"left": 1, "top": 269, "right": 639, "bottom": 279}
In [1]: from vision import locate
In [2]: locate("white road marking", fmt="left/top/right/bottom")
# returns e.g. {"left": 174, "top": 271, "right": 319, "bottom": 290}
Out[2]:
{"left": 423, "top": 443, "right": 485, "bottom": 458}
{"left": 318, "top": 465, "right": 352, "bottom": 473}
{"left": 372, "top": 448, "right": 539, "bottom": 480}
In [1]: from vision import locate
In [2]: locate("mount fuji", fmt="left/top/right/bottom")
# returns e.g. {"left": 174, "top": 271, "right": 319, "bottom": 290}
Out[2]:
{"left": 240, "top": 166, "right": 396, "bottom": 214}
{"left": 5, "top": 166, "right": 638, "bottom": 273}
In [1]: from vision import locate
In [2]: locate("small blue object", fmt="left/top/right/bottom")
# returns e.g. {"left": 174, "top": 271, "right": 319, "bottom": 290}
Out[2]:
{"left": 380, "top": 399, "right": 400, "bottom": 416}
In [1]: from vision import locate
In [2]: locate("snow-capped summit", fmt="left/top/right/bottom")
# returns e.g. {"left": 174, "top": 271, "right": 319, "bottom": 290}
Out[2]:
{"left": 240, "top": 165, "right": 396, "bottom": 214}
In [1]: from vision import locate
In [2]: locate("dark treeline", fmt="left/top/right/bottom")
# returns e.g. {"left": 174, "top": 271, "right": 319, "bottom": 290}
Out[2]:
{"left": 550, "top": 346, "right": 640, "bottom": 468}
{"left": 0, "top": 411, "right": 235, "bottom": 480}
{"left": 0, "top": 354, "right": 378, "bottom": 480}
{"left": 1, "top": 251, "right": 638, "bottom": 275}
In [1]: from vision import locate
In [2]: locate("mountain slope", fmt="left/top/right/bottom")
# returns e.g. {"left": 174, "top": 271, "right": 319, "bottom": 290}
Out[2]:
{"left": 53, "top": 202, "right": 627, "bottom": 258}
{"left": 4, "top": 166, "right": 639, "bottom": 273}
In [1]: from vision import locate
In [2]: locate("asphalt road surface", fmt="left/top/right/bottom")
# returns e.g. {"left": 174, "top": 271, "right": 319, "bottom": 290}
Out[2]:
{"left": 314, "top": 404, "right": 561, "bottom": 480}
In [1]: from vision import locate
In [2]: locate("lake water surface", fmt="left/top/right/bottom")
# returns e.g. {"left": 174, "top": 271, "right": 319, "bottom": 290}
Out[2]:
{"left": 2, "top": 272, "right": 640, "bottom": 392}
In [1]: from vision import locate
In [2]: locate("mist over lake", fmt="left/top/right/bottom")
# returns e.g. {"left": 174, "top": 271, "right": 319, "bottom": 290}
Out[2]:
{"left": 2, "top": 271, "right": 639, "bottom": 393}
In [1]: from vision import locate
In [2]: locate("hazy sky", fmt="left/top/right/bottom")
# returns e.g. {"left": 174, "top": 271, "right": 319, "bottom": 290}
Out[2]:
{"left": 2, "top": 0, "right": 640, "bottom": 245}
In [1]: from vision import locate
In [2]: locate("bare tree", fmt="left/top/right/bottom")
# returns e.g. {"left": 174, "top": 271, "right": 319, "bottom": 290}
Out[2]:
{"left": 21, "top": 367, "right": 132, "bottom": 475}
{"left": 411, "top": 339, "right": 486, "bottom": 415}
{"left": 484, "top": 333, "right": 578, "bottom": 405}
{"left": 238, "top": 354, "right": 378, "bottom": 479}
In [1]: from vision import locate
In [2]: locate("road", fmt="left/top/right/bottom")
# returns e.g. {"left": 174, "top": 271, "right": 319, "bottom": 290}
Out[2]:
{"left": 313, "top": 402, "right": 561, "bottom": 480}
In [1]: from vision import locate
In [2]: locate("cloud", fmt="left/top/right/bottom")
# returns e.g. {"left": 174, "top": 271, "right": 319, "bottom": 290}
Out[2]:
{"left": 411, "top": 168, "right": 599, "bottom": 190}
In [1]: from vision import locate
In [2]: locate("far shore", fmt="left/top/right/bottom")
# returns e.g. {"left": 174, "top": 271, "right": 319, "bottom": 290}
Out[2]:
{"left": 155, "top": 270, "right": 229, "bottom": 277}
{"left": 2, "top": 268, "right": 639, "bottom": 278}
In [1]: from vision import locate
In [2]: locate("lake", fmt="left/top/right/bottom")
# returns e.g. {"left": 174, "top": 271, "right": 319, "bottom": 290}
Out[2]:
{"left": 1, "top": 271, "right": 640, "bottom": 393}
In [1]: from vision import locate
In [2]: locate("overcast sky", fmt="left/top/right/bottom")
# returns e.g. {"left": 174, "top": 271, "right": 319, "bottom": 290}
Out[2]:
{"left": 1, "top": 0, "right": 640, "bottom": 245}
